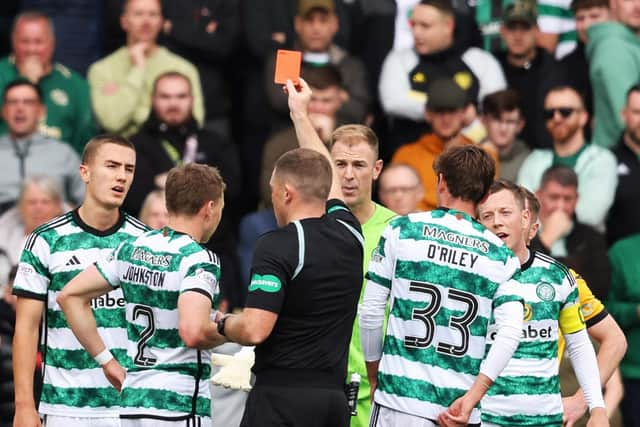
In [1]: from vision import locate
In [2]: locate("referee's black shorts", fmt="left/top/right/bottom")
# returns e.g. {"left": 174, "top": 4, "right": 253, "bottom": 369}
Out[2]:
{"left": 240, "top": 369, "right": 350, "bottom": 427}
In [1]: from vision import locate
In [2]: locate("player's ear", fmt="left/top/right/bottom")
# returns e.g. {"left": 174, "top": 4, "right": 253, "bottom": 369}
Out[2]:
{"left": 79, "top": 163, "right": 90, "bottom": 184}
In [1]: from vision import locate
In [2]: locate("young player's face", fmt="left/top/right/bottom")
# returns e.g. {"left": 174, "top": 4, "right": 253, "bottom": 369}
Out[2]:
{"left": 331, "top": 139, "right": 382, "bottom": 211}
{"left": 82, "top": 143, "right": 136, "bottom": 209}
{"left": 477, "top": 189, "right": 529, "bottom": 253}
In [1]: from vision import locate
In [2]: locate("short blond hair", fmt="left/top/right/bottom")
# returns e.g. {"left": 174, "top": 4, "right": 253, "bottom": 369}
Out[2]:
{"left": 330, "top": 124, "right": 379, "bottom": 158}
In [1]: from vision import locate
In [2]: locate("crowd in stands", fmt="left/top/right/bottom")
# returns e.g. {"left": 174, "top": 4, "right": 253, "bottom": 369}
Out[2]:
{"left": 1, "top": 0, "right": 640, "bottom": 425}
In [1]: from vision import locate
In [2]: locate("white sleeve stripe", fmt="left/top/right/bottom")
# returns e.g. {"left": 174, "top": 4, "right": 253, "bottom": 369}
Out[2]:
{"left": 336, "top": 219, "right": 365, "bottom": 250}
{"left": 292, "top": 220, "right": 305, "bottom": 280}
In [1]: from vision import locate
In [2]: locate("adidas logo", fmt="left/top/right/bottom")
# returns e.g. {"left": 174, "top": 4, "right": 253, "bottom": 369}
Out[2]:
{"left": 65, "top": 255, "right": 81, "bottom": 266}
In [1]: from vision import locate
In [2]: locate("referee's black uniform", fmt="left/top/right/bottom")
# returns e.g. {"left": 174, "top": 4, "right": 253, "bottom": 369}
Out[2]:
{"left": 240, "top": 199, "right": 364, "bottom": 427}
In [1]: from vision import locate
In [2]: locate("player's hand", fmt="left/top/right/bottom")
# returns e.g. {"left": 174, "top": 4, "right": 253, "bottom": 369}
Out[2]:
{"left": 102, "top": 359, "right": 126, "bottom": 391}
{"left": 211, "top": 347, "right": 255, "bottom": 391}
{"left": 13, "top": 403, "right": 41, "bottom": 427}
{"left": 563, "top": 393, "right": 588, "bottom": 426}
{"left": 285, "top": 77, "right": 311, "bottom": 119}
{"left": 129, "top": 42, "right": 149, "bottom": 68}
{"left": 18, "top": 56, "right": 46, "bottom": 83}
{"left": 585, "top": 407, "right": 609, "bottom": 427}
{"left": 437, "top": 396, "right": 472, "bottom": 427}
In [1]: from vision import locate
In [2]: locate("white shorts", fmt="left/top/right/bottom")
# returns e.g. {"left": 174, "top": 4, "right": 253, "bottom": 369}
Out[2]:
{"left": 369, "top": 403, "right": 438, "bottom": 427}
{"left": 42, "top": 415, "right": 120, "bottom": 427}
{"left": 120, "top": 417, "right": 211, "bottom": 427}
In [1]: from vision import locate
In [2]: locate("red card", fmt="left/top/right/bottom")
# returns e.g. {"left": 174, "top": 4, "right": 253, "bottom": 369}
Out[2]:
{"left": 274, "top": 49, "right": 302, "bottom": 85}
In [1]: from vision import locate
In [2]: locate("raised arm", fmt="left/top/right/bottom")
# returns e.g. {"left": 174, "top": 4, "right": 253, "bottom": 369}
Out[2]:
{"left": 286, "top": 78, "right": 343, "bottom": 201}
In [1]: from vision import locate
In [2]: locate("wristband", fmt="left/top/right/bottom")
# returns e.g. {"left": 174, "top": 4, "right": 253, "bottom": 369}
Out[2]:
{"left": 94, "top": 348, "right": 114, "bottom": 366}
{"left": 217, "top": 314, "right": 230, "bottom": 336}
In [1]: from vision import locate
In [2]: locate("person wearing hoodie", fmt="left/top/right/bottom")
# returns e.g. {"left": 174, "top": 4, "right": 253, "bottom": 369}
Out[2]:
{"left": 587, "top": 0, "right": 640, "bottom": 148}
{"left": 124, "top": 71, "right": 244, "bottom": 308}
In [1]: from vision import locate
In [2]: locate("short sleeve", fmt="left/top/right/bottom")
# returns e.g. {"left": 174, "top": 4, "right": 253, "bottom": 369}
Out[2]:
{"left": 365, "top": 223, "right": 398, "bottom": 289}
{"left": 95, "top": 242, "right": 126, "bottom": 288}
{"left": 181, "top": 250, "right": 221, "bottom": 302}
{"left": 573, "top": 269, "right": 607, "bottom": 327}
{"left": 559, "top": 271, "right": 586, "bottom": 335}
{"left": 244, "top": 229, "right": 297, "bottom": 314}
{"left": 12, "top": 233, "right": 51, "bottom": 301}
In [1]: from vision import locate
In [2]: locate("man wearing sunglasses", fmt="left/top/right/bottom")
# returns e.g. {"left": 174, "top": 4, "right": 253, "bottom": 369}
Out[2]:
{"left": 517, "top": 85, "right": 617, "bottom": 229}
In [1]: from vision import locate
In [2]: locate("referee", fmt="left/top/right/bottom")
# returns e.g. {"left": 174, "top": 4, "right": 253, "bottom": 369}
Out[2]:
{"left": 216, "top": 78, "right": 364, "bottom": 427}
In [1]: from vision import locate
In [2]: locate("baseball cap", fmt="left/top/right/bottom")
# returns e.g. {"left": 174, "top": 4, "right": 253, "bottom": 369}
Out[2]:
{"left": 427, "top": 79, "right": 467, "bottom": 111}
{"left": 502, "top": 0, "right": 538, "bottom": 26}
{"left": 298, "top": 0, "right": 335, "bottom": 17}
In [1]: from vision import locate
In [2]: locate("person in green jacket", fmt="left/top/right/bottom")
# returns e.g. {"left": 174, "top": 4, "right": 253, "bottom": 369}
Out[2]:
{"left": 587, "top": 0, "right": 640, "bottom": 148}
{"left": 0, "top": 11, "right": 97, "bottom": 154}
{"left": 329, "top": 124, "right": 396, "bottom": 427}
{"left": 607, "top": 233, "right": 640, "bottom": 426}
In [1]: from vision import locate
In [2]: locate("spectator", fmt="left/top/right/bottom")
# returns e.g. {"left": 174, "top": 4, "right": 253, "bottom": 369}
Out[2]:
{"left": 477, "top": 0, "right": 578, "bottom": 57}
{"left": 88, "top": 0, "right": 204, "bottom": 137}
{"left": 161, "top": 0, "right": 239, "bottom": 137}
{"left": 480, "top": 89, "right": 529, "bottom": 182}
{"left": 0, "top": 266, "right": 17, "bottom": 427}
{"left": 497, "top": 0, "right": 568, "bottom": 149}
{"left": 0, "top": 175, "right": 66, "bottom": 268}
{"left": 607, "top": 233, "right": 640, "bottom": 426}
{"left": 0, "top": 80, "right": 84, "bottom": 213}
{"left": 0, "top": 11, "right": 96, "bottom": 154}
{"left": 137, "top": 189, "right": 168, "bottom": 229}
{"left": 238, "top": 0, "right": 355, "bottom": 213}
{"left": 265, "top": 0, "right": 370, "bottom": 129}
{"left": 123, "top": 71, "right": 243, "bottom": 309}
{"left": 587, "top": 0, "right": 640, "bottom": 148}
{"left": 377, "top": 163, "right": 424, "bottom": 215}
{"left": 20, "top": 0, "right": 104, "bottom": 75}
{"left": 607, "top": 84, "right": 640, "bottom": 246}
{"left": 259, "top": 65, "right": 345, "bottom": 208}
{"left": 379, "top": 0, "right": 505, "bottom": 156}
{"left": 561, "top": 0, "right": 610, "bottom": 118}
{"left": 392, "top": 78, "right": 498, "bottom": 211}
{"left": 518, "top": 86, "right": 617, "bottom": 229}
{"left": 530, "top": 166, "right": 611, "bottom": 300}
